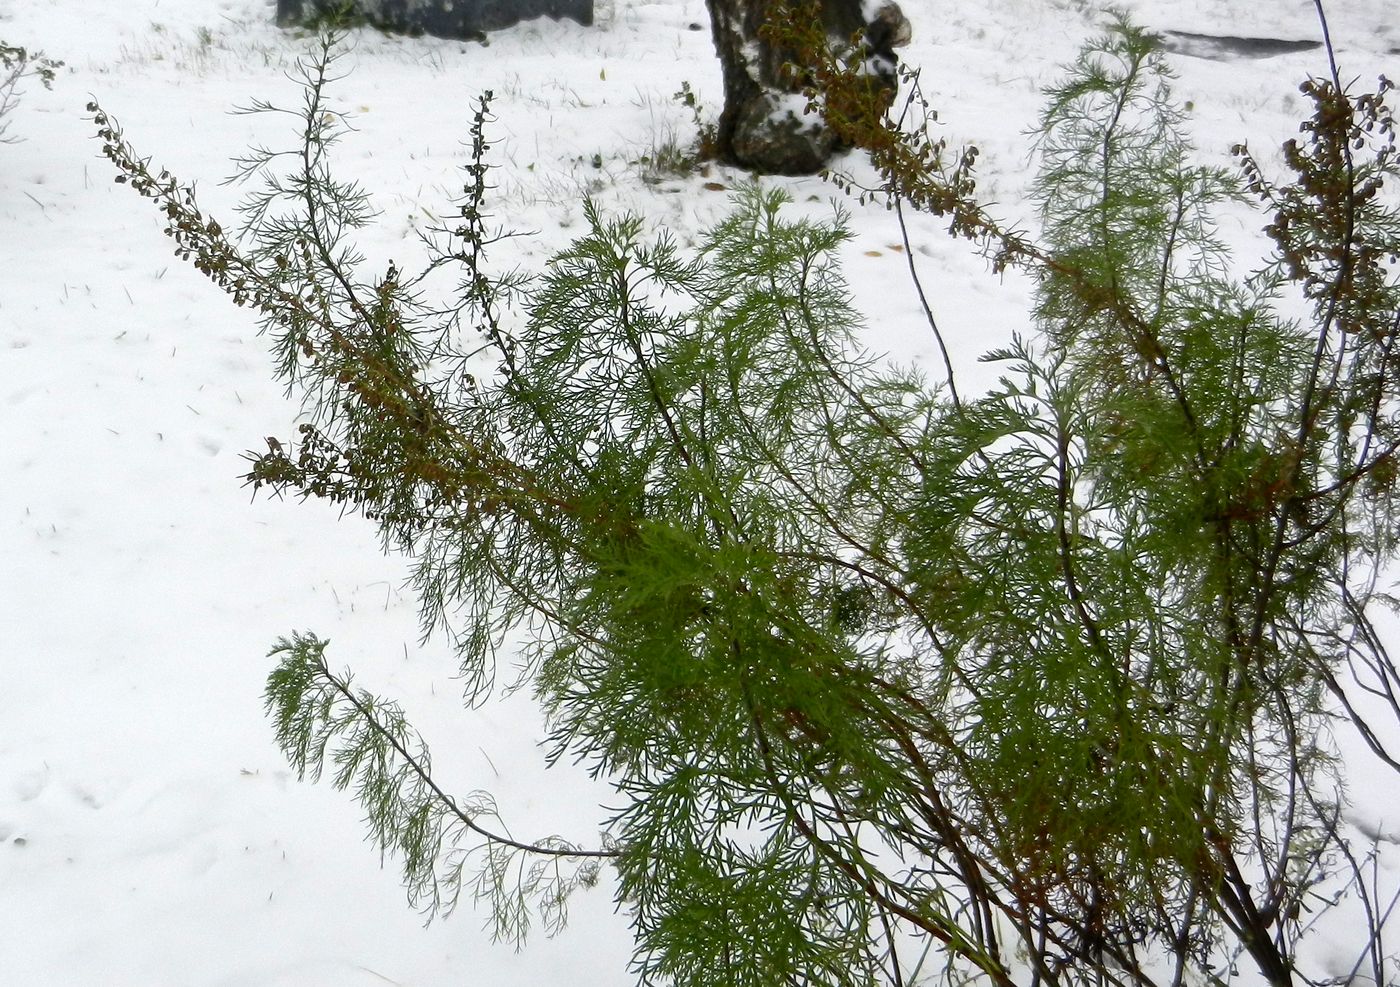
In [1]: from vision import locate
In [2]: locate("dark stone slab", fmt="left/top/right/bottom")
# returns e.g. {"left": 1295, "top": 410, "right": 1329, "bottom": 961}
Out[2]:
{"left": 1160, "top": 30, "right": 1321, "bottom": 60}
{"left": 276, "top": 0, "right": 593, "bottom": 40}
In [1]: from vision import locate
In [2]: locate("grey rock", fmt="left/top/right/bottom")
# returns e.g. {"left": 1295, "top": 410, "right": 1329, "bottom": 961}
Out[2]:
{"left": 276, "top": 0, "right": 593, "bottom": 40}
{"left": 1160, "top": 30, "right": 1321, "bottom": 60}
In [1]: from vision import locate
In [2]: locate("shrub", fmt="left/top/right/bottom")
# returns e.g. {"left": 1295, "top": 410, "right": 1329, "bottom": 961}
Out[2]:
{"left": 90, "top": 15, "right": 1400, "bottom": 987}
{"left": 0, "top": 41, "right": 61, "bottom": 144}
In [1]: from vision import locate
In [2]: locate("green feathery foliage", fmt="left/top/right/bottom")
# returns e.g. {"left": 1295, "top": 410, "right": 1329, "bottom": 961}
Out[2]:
{"left": 265, "top": 632, "right": 604, "bottom": 940}
{"left": 91, "top": 13, "right": 1400, "bottom": 987}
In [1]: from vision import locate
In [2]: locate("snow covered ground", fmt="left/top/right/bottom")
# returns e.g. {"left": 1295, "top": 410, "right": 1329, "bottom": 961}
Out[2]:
{"left": 1, "top": 0, "right": 1396, "bottom": 983}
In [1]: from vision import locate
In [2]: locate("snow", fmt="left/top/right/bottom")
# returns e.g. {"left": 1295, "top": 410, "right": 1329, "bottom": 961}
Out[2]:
{"left": 0, "top": 0, "right": 1396, "bottom": 983}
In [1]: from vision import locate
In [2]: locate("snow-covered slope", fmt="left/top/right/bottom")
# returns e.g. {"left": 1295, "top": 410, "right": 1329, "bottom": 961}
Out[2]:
{"left": 1, "top": 0, "right": 1395, "bottom": 983}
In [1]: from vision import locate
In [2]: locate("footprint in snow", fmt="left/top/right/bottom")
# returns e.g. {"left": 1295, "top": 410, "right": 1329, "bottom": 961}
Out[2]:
{"left": 10, "top": 768, "right": 49, "bottom": 803}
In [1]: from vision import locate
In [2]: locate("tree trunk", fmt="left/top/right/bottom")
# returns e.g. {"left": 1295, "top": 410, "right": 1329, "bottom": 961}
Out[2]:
{"left": 704, "top": 0, "right": 910, "bottom": 174}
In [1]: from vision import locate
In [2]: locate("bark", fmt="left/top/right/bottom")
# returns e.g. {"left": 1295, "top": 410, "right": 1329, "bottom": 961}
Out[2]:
{"left": 704, "top": 0, "right": 910, "bottom": 174}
